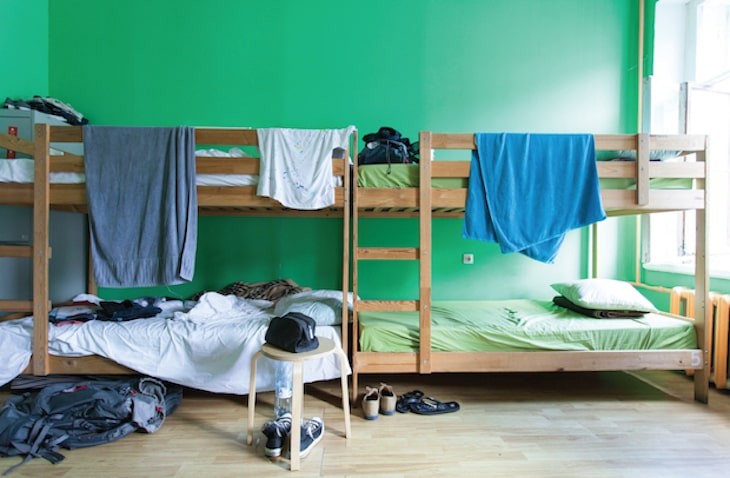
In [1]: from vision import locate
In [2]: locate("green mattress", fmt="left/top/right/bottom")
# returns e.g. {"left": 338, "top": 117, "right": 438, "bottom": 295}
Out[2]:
{"left": 357, "top": 164, "right": 692, "bottom": 189}
{"left": 358, "top": 299, "right": 697, "bottom": 352}
{"left": 358, "top": 164, "right": 466, "bottom": 188}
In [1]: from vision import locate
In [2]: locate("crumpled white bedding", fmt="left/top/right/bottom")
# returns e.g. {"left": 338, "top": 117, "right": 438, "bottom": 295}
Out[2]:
{"left": 0, "top": 157, "right": 261, "bottom": 186}
{"left": 0, "top": 292, "right": 349, "bottom": 395}
{"left": 0, "top": 317, "right": 33, "bottom": 385}
{"left": 0, "top": 149, "right": 343, "bottom": 187}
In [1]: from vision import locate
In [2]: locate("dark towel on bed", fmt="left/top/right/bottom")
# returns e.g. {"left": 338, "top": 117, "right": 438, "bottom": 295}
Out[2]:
{"left": 83, "top": 126, "right": 197, "bottom": 287}
{"left": 463, "top": 133, "right": 606, "bottom": 263}
{"left": 552, "top": 296, "right": 647, "bottom": 319}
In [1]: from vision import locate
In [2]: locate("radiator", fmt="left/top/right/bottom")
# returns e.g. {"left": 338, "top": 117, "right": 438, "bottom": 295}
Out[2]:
{"left": 670, "top": 287, "right": 730, "bottom": 389}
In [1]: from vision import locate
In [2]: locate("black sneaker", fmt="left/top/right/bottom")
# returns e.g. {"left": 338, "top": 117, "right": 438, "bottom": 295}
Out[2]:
{"left": 299, "top": 417, "right": 324, "bottom": 458}
{"left": 261, "top": 412, "right": 292, "bottom": 457}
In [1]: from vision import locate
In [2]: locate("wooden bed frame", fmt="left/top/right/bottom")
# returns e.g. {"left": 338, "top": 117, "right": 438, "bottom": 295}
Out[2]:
{"left": 351, "top": 132, "right": 710, "bottom": 403}
{"left": 0, "top": 124, "right": 355, "bottom": 377}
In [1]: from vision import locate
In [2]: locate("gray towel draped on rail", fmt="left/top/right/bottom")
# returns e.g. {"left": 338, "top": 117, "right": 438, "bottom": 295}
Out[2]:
{"left": 83, "top": 126, "right": 197, "bottom": 287}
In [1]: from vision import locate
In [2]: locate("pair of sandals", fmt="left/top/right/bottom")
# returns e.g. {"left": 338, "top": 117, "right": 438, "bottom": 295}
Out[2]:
{"left": 396, "top": 390, "right": 460, "bottom": 415}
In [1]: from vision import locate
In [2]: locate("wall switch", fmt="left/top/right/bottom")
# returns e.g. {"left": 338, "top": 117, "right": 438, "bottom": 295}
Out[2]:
{"left": 463, "top": 253, "right": 474, "bottom": 265}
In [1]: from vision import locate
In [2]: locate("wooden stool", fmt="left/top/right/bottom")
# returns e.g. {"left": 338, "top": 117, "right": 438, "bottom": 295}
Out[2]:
{"left": 247, "top": 336, "right": 351, "bottom": 471}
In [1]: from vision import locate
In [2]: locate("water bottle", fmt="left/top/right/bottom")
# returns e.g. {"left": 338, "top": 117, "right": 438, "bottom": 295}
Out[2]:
{"left": 273, "top": 361, "right": 293, "bottom": 418}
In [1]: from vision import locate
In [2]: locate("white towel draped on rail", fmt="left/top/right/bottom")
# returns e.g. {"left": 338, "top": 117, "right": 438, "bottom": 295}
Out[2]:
{"left": 256, "top": 126, "right": 355, "bottom": 210}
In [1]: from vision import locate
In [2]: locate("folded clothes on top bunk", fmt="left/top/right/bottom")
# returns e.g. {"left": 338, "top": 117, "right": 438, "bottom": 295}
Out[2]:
{"left": 83, "top": 126, "right": 197, "bottom": 288}
{"left": 463, "top": 133, "right": 606, "bottom": 263}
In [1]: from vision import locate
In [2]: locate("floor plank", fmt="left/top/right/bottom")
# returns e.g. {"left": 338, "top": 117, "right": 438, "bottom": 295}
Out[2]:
{"left": 1, "top": 371, "right": 729, "bottom": 477}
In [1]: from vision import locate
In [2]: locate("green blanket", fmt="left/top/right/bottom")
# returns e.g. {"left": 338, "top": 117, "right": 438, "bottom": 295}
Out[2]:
{"left": 358, "top": 299, "right": 697, "bottom": 352}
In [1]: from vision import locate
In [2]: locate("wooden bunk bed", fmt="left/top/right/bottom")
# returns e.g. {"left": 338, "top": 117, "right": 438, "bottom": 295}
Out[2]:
{"left": 0, "top": 124, "right": 355, "bottom": 386}
{"left": 351, "top": 132, "right": 710, "bottom": 403}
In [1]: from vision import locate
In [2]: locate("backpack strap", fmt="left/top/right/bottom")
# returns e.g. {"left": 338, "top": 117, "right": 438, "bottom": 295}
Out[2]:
{"left": 3, "top": 417, "right": 67, "bottom": 475}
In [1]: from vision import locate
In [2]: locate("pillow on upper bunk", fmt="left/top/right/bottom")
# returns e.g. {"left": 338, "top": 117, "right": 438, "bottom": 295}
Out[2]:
{"left": 550, "top": 279, "right": 657, "bottom": 313}
{"left": 613, "top": 149, "right": 682, "bottom": 161}
{"left": 273, "top": 290, "right": 353, "bottom": 326}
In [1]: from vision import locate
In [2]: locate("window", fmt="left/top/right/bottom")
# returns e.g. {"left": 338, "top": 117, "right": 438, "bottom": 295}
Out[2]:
{"left": 645, "top": 0, "right": 730, "bottom": 277}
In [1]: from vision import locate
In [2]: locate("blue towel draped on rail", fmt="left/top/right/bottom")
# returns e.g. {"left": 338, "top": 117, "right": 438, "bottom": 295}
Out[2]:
{"left": 83, "top": 126, "right": 197, "bottom": 287}
{"left": 462, "top": 133, "right": 606, "bottom": 263}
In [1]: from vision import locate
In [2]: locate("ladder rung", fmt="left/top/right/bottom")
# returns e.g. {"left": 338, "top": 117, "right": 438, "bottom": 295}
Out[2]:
{"left": 0, "top": 244, "right": 32, "bottom": 258}
{"left": 0, "top": 299, "right": 33, "bottom": 312}
{"left": 357, "top": 247, "right": 418, "bottom": 260}
{"left": 357, "top": 300, "right": 419, "bottom": 312}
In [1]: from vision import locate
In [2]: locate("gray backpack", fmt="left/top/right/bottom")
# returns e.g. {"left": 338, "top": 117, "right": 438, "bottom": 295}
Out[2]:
{"left": 0, "top": 377, "right": 182, "bottom": 475}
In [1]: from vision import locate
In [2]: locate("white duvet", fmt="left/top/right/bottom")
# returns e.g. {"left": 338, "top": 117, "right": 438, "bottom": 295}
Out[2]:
{"left": 0, "top": 292, "right": 349, "bottom": 394}
{"left": 0, "top": 151, "right": 343, "bottom": 187}
{"left": 0, "top": 157, "right": 260, "bottom": 186}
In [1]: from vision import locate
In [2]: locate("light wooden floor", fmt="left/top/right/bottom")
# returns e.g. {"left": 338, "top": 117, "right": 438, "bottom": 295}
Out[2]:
{"left": 1, "top": 371, "right": 729, "bottom": 477}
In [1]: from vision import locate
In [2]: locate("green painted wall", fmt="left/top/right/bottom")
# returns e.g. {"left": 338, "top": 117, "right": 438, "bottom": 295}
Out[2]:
{"left": 1, "top": 0, "right": 48, "bottom": 97}
{"left": 44, "top": 0, "right": 641, "bottom": 301}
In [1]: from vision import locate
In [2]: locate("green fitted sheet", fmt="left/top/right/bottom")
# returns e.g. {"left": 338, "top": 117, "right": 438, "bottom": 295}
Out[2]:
{"left": 358, "top": 299, "right": 697, "bottom": 352}
{"left": 358, "top": 164, "right": 465, "bottom": 188}
{"left": 356, "top": 164, "right": 692, "bottom": 189}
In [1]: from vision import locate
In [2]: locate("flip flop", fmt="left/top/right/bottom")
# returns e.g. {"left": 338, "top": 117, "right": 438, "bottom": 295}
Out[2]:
{"left": 395, "top": 390, "right": 424, "bottom": 413}
{"left": 408, "top": 396, "right": 460, "bottom": 415}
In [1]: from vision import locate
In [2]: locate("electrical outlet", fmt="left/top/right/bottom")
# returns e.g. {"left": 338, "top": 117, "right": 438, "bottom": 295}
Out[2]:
{"left": 462, "top": 253, "right": 474, "bottom": 265}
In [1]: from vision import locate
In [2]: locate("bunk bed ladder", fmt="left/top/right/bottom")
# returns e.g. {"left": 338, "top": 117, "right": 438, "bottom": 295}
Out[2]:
{"left": 418, "top": 131, "right": 433, "bottom": 374}
{"left": 351, "top": 132, "right": 434, "bottom": 400}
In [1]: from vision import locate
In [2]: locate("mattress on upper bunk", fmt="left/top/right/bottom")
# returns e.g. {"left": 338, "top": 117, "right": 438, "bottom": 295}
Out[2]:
{"left": 358, "top": 299, "right": 697, "bottom": 352}
{"left": 0, "top": 290, "right": 351, "bottom": 394}
{"left": 0, "top": 157, "right": 343, "bottom": 187}
{"left": 356, "top": 164, "right": 693, "bottom": 190}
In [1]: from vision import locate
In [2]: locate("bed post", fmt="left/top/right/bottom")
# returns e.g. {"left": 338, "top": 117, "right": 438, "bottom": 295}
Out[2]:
{"left": 590, "top": 223, "right": 598, "bottom": 278}
{"left": 32, "top": 123, "right": 51, "bottom": 375}
{"left": 341, "top": 129, "right": 354, "bottom": 360}
{"left": 351, "top": 130, "right": 360, "bottom": 402}
{"left": 637, "top": 134, "right": 650, "bottom": 206}
{"left": 693, "top": 137, "right": 710, "bottom": 403}
{"left": 418, "top": 131, "right": 432, "bottom": 374}
{"left": 87, "top": 241, "right": 97, "bottom": 296}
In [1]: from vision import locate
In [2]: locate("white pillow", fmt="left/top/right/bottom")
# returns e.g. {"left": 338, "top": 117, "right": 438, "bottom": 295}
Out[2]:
{"left": 273, "top": 290, "right": 353, "bottom": 326}
{"left": 550, "top": 279, "right": 657, "bottom": 312}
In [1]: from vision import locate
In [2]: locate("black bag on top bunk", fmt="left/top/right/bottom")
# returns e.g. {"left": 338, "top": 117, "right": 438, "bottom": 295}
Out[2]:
{"left": 265, "top": 312, "right": 319, "bottom": 353}
{"left": 358, "top": 126, "right": 419, "bottom": 167}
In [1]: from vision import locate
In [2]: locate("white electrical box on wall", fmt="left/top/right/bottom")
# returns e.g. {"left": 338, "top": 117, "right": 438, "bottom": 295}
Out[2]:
{"left": 463, "top": 253, "right": 474, "bottom": 265}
